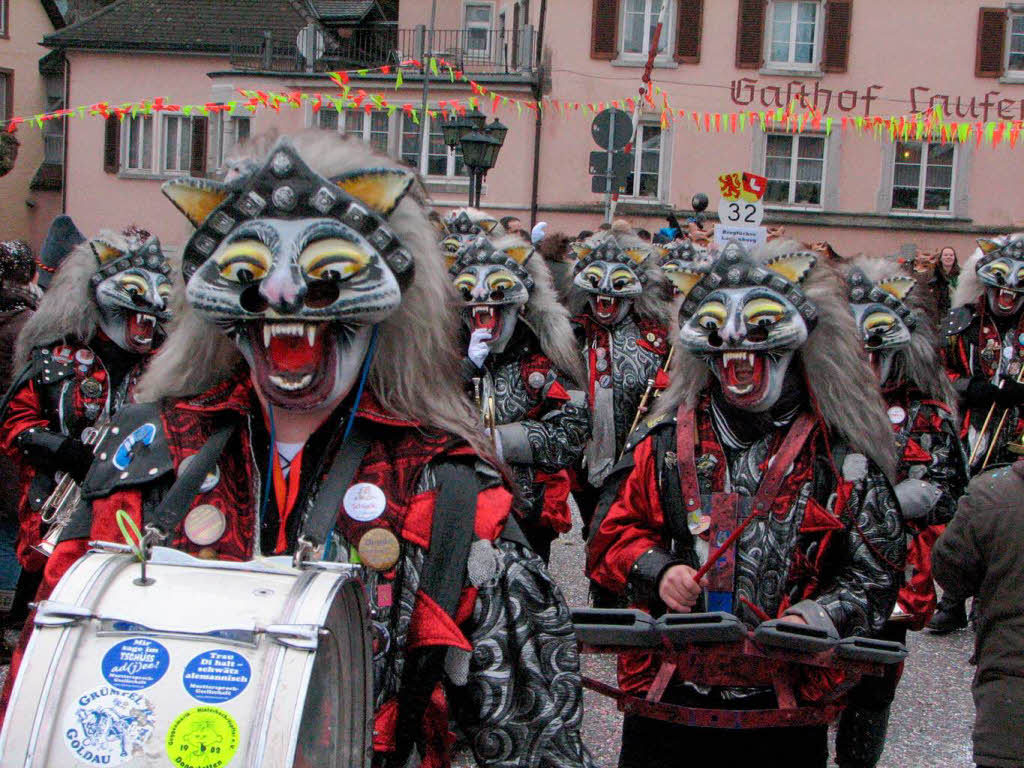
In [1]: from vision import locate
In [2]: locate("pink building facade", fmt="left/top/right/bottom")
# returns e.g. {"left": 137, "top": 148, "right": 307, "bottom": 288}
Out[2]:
{"left": 37, "top": 0, "right": 1024, "bottom": 260}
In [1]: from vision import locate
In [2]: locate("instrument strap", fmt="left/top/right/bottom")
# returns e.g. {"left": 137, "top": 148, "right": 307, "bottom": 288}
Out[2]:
{"left": 297, "top": 422, "right": 371, "bottom": 547}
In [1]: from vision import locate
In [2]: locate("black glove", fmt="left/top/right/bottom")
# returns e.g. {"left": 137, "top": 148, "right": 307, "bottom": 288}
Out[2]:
{"left": 16, "top": 429, "right": 94, "bottom": 483}
{"left": 54, "top": 437, "right": 95, "bottom": 483}
{"left": 996, "top": 378, "right": 1024, "bottom": 409}
{"left": 964, "top": 376, "right": 1000, "bottom": 408}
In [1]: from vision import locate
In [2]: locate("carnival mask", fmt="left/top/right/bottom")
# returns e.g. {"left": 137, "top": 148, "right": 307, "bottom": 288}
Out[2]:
{"left": 976, "top": 238, "right": 1024, "bottom": 317}
{"left": 846, "top": 268, "right": 916, "bottom": 385}
{"left": 163, "top": 137, "right": 415, "bottom": 411}
{"left": 657, "top": 240, "right": 710, "bottom": 297}
{"left": 449, "top": 238, "right": 533, "bottom": 354}
{"left": 90, "top": 233, "right": 172, "bottom": 354}
{"left": 674, "top": 245, "right": 817, "bottom": 412}
{"left": 572, "top": 240, "right": 648, "bottom": 325}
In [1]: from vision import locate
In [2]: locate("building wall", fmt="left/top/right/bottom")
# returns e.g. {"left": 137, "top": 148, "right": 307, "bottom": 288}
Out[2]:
{"left": 0, "top": 1, "right": 61, "bottom": 252}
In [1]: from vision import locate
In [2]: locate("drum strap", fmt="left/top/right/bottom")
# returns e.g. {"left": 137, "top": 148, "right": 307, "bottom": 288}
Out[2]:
{"left": 389, "top": 462, "right": 479, "bottom": 767}
{"left": 298, "top": 422, "right": 371, "bottom": 548}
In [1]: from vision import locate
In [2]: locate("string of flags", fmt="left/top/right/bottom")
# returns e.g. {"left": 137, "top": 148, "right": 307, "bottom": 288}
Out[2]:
{"left": 2, "top": 56, "right": 1022, "bottom": 150}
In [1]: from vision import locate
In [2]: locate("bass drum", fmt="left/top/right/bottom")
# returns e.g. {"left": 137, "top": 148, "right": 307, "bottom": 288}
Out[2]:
{"left": 0, "top": 546, "right": 372, "bottom": 768}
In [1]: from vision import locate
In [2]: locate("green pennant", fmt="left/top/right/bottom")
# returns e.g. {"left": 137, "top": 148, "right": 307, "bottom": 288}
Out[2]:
{"left": 825, "top": 116, "right": 833, "bottom": 135}
{"left": 855, "top": 116, "right": 864, "bottom": 130}
{"left": 131, "top": 104, "right": 139, "bottom": 118}
{"left": 957, "top": 123, "right": 969, "bottom": 143}
{"left": 429, "top": 58, "right": 439, "bottom": 75}
{"left": 516, "top": 101, "right": 522, "bottom": 115}
{"left": 357, "top": 69, "right": 369, "bottom": 77}
{"left": 183, "top": 105, "right": 194, "bottom": 115}
{"left": 447, "top": 66, "right": 454, "bottom": 82}
{"left": 411, "top": 108, "right": 419, "bottom": 124}
{"left": 739, "top": 113, "right": 747, "bottom": 131}
{"left": 759, "top": 111, "right": 766, "bottom": 130}
{"left": 388, "top": 104, "right": 397, "bottom": 116}
{"left": 395, "top": 69, "right": 403, "bottom": 88}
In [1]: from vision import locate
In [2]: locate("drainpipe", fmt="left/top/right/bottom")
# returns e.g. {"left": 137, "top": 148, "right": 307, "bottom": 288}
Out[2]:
{"left": 61, "top": 53, "right": 70, "bottom": 213}
{"left": 528, "top": 0, "right": 547, "bottom": 227}
{"left": 418, "top": 0, "right": 437, "bottom": 175}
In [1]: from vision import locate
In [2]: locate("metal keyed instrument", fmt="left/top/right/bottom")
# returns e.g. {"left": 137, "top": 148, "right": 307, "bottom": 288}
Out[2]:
{"left": 33, "top": 420, "right": 112, "bottom": 558}
{"left": 619, "top": 345, "right": 675, "bottom": 462}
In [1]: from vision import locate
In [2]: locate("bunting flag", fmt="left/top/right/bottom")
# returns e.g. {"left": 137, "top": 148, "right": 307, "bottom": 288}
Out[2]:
{"left": 2, "top": 57, "right": 1023, "bottom": 149}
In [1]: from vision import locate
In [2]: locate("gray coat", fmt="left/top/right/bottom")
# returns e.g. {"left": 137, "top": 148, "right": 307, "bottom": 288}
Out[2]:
{"left": 933, "top": 460, "right": 1024, "bottom": 768}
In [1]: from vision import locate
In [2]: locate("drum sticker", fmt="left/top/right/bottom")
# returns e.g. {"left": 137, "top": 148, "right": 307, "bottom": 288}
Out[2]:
{"left": 183, "top": 650, "right": 251, "bottom": 703}
{"left": 165, "top": 706, "right": 239, "bottom": 768}
{"left": 112, "top": 423, "right": 157, "bottom": 470}
{"left": 102, "top": 637, "right": 170, "bottom": 691}
{"left": 343, "top": 482, "right": 387, "bottom": 522}
{"left": 63, "top": 685, "right": 155, "bottom": 766}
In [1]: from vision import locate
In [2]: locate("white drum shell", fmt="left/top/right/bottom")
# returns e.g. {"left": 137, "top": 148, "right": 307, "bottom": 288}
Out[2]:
{"left": 0, "top": 546, "right": 371, "bottom": 768}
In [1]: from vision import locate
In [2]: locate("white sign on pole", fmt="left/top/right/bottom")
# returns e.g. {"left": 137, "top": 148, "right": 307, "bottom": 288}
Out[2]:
{"left": 716, "top": 197, "right": 765, "bottom": 227}
{"left": 714, "top": 224, "right": 768, "bottom": 250}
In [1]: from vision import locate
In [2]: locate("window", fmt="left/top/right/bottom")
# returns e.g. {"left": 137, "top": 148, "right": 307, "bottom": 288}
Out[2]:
{"left": 621, "top": 0, "right": 669, "bottom": 57}
{"left": 891, "top": 141, "right": 954, "bottom": 213}
{"left": 763, "top": 134, "right": 825, "bottom": 206}
{"left": 624, "top": 124, "right": 662, "bottom": 198}
{"left": 0, "top": 71, "right": 9, "bottom": 124}
{"left": 123, "top": 115, "right": 154, "bottom": 172}
{"left": 464, "top": 3, "right": 493, "bottom": 58}
{"left": 767, "top": 1, "right": 819, "bottom": 67}
{"left": 0, "top": 0, "right": 7, "bottom": 37}
{"left": 216, "top": 115, "right": 250, "bottom": 169}
{"left": 1009, "top": 12, "right": 1024, "bottom": 72}
{"left": 319, "top": 108, "right": 390, "bottom": 154}
{"left": 401, "top": 114, "right": 468, "bottom": 178}
{"left": 162, "top": 115, "right": 193, "bottom": 173}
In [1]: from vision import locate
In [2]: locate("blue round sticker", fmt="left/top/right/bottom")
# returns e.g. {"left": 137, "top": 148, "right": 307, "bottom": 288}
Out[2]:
{"left": 101, "top": 637, "right": 169, "bottom": 691}
{"left": 182, "top": 649, "right": 251, "bottom": 703}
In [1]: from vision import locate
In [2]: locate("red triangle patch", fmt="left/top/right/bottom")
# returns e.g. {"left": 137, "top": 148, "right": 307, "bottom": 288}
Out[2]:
{"left": 901, "top": 438, "right": 933, "bottom": 464}
{"left": 654, "top": 369, "right": 671, "bottom": 390}
{"left": 407, "top": 590, "right": 472, "bottom": 651}
{"left": 799, "top": 498, "right": 845, "bottom": 533}
{"left": 546, "top": 379, "right": 570, "bottom": 401}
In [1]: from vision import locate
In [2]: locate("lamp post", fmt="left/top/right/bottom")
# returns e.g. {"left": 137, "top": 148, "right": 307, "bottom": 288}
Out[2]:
{"left": 441, "top": 113, "right": 508, "bottom": 208}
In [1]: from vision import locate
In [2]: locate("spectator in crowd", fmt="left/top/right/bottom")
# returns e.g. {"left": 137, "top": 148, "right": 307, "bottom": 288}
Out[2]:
{"left": 501, "top": 215, "right": 524, "bottom": 236}
{"left": 635, "top": 228, "right": 652, "bottom": 242}
{"left": 933, "top": 460, "right": 1024, "bottom": 768}
{"left": 576, "top": 229, "right": 594, "bottom": 242}
{"left": 932, "top": 246, "right": 960, "bottom": 319}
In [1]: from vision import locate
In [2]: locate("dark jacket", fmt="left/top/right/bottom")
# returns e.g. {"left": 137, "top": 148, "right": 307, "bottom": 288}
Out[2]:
{"left": 933, "top": 460, "right": 1024, "bottom": 767}
{"left": 0, "top": 304, "right": 33, "bottom": 523}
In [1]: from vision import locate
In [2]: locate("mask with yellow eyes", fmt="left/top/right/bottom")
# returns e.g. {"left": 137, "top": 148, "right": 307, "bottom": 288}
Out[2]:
{"left": 845, "top": 267, "right": 916, "bottom": 385}
{"left": 676, "top": 244, "right": 818, "bottom": 412}
{"left": 573, "top": 262, "right": 644, "bottom": 325}
{"left": 89, "top": 231, "right": 172, "bottom": 354}
{"left": 449, "top": 236, "right": 533, "bottom": 354}
{"left": 162, "top": 137, "right": 416, "bottom": 411}
{"left": 976, "top": 239, "right": 1024, "bottom": 317}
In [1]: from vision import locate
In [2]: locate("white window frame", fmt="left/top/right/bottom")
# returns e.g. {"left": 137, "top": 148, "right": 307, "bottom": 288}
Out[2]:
{"left": 318, "top": 107, "right": 393, "bottom": 155}
{"left": 463, "top": 1, "right": 495, "bottom": 60}
{"left": 0, "top": 72, "right": 9, "bottom": 124}
{"left": 620, "top": 121, "right": 666, "bottom": 201}
{"left": 1006, "top": 10, "right": 1024, "bottom": 75}
{"left": 618, "top": 0, "right": 675, "bottom": 61}
{"left": 121, "top": 115, "right": 155, "bottom": 174}
{"left": 0, "top": 0, "right": 7, "bottom": 37}
{"left": 762, "top": 132, "right": 827, "bottom": 208}
{"left": 161, "top": 114, "right": 193, "bottom": 175}
{"left": 216, "top": 114, "right": 251, "bottom": 170}
{"left": 889, "top": 141, "right": 957, "bottom": 215}
{"left": 401, "top": 112, "right": 469, "bottom": 180}
{"left": 765, "top": 0, "right": 823, "bottom": 71}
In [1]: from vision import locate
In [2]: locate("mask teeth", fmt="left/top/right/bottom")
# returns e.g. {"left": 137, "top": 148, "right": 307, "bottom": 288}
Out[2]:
{"left": 261, "top": 321, "right": 320, "bottom": 348}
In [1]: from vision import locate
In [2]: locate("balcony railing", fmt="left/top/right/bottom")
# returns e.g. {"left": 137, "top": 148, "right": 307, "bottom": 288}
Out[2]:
{"left": 229, "top": 25, "right": 537, "bottom": 77}
{"left": 43, "top": 133, "right": 64, "bottom": 164}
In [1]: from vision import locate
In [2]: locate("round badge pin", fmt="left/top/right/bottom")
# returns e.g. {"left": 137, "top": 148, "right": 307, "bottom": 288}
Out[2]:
{"left": 178, "top": 453, "right": 221, "bottom": 493}
{"left": 80, "top": 377, "right": 103, "bottom": 399}
{"left": 527, "top": 371, "right": 546, "bottom": 389}
{"left": 343, "top": 483, "right": 387, "bottom": 522}
{"left": 183, "top": 505, "right": 226, "bottom": 546}
{"left": 358, "top": 528, "right": 401, "bottom": 571}
{"left": 887, "top": 406, "right": 907, "bottom": 424}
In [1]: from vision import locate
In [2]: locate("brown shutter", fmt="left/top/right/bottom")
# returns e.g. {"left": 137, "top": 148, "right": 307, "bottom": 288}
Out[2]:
{"left": 189, "top": 116, "right": 208, "bottom": 177}
{"left": 674, "top": 0, "right": 703, "bottom": 63}
{"left": 822, "top": 1, "right": 852, "bottom": 72}
{"left": 591, "top": 0, "right": 619, "bottom": 60}
{"left": 103, "top": 115, "right": 120, "bottom": 174}
{"left": 735, "top": 0, "right": 765, "bottom": 69}
{"left": 976, "top": 7, "right": 1007, "bottom": 78}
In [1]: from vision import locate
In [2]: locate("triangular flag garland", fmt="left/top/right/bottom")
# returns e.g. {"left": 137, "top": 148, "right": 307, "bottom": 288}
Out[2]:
{"left": 2, "top": 56, "right": 1022, "bottom": 149}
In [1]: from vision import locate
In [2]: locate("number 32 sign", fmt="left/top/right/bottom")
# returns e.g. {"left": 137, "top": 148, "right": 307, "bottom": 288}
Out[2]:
{"left": 717, "top": 171, "right": 767, "bottom": 227}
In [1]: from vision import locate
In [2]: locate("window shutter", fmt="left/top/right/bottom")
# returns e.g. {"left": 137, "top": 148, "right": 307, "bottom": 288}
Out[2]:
{"left": 976, "top": 7, "right": 1006, "bottom": 78}
{"left": 735, "top": 0, "right": 766, "bottom": 69}
{"left": 103, "top": 115, "right": 120, "bottom": 174}
{"left": 189, "top": 116, "right": 208, "bottom": 177}
{"left": 674, "top": 0, "right": 704, "bottom": 63}
{"left": 591, "top": 0, "right": 619, "bottom": 60}
{"left": 822, "top": 1, "right": 852, "bottom": 73}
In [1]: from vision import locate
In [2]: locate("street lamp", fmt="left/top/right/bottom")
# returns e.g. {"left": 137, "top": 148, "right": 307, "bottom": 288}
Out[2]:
{"left": 458, "top": 119, "right": 508, "bottom": 208}
{"left": 440, "top": 114, "right": 469, "bottom": 149}
{"left": 463, "top": 107, "right": 488, "bottom": 132}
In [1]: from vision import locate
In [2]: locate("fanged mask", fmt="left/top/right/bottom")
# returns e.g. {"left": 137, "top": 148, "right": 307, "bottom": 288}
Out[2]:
{"left": 572, "top": 240, "right": 649, "bottom": 326}
{"left": 846, "top": 268, "right": 916, "bottom": 385}
{"left": 675, "top": 244, "right": 818, "bottom": 412}
{"left": 976, "top": 238, "right": 1024, "bottom": 317}
{"left": 90, "top": 232, "right": 172, "bottom": 354}
{"left": 163, "top": 138, "right": 415, "bottom": 411}
{"left": 449, "top": 237, "right": 533, "bottom": 353}
{"left": 657, "top": 240, "right": 711, "bottom": 297}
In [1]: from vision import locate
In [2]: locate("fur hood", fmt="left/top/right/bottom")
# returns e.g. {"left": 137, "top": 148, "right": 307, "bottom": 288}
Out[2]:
{"left": 953, "top": 233, "right": 1022, "bottom": 309}
{"left": 844, "top": 256, "right": 957, "bottom": 411}
{"left": 654, "top": 240, "right": 897, "bottom": 479}
{"left": 565, "top": 229, "right": 674, "bottom": 326}
{"left": 135, "top": 130, "right": 488, "bottom": 456}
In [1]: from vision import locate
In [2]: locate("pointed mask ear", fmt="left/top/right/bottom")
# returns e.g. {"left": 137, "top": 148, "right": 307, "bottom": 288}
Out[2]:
{"left": 624, "top": 247, "right": 649, "bottom": 266}
{"left": 477, "top": 217, "right": 499, "bottom": 234}
{"left": 444, "top": 251, "right": 459, "bottom": 271}
{"left": 89, "top": 238, "right": 123, "bottom": 266}
{"left": 765, "top": 252, "right": 816, "bottom": 284}
{"left": 332, "top": 168, "right": 415, "bottom": 216}
{"left": 667, "top": 269, "right": 704, "bottom": 302}
{"left": 161, "top": 177, "right": 230, "bottom": 228}
{"left": 571, "top": 242, "right": 592, "bottom": 260}
{"left": 878, "top": 275, "right": 916, "bottom": 302}
{"left": 505, "top": 245, "right": 533, "bottom": 265}
{"left": 977, "top": 238, "right": 1001, "bottom": 254}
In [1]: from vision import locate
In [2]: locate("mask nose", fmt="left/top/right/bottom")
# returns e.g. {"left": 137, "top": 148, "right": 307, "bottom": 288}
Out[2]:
{"left": 259, "top": 261, "right": 307, "bottom": 313}
{"left": 470, "top": 281, "right": 490, "bottom": 301}
{"left": 598, "top": 273, "right": 615, "bottom": 294}
{"left": 721, "top": 311, "right": 744, "bottom": 346}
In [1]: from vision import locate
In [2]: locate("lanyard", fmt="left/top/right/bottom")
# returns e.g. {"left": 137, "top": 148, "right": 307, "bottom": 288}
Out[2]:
{"left": 272, "top": 447, "right": 303, "bottom": 554}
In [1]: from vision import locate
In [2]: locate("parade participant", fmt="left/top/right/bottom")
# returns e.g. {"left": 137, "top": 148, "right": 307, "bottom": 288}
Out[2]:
{"left": 587, "top": 241, "right": 904, "bottom": 767}
{"left": 656, "top": 237, "right": 713, "bottom": 299}
{"left": 35, "top": 214, "right": 85, "bottom": 292}
{"left": 835, "top": 258, "right": 969, "bottom": 768}
{"left": 442, "top": 207, "right": 505, "bottom": 245}
{"left": 2, "top": 132, "right": 593, "bottom": 768}
{"left": 568, "top": 223, "right": 673, "bottom": 537}
{"left": 450, "top": 234, "right": 589, "bottom": 560}
{"left": 935, "top": 234, "right": 1024, "bottom": 631}
{"left": 0, "top": 225, "right": 172, "bottom": 574}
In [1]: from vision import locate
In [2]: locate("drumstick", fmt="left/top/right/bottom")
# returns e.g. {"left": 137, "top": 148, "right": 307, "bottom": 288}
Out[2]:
{"left": 692, "top": 503, "right": 763, "bottom": 583}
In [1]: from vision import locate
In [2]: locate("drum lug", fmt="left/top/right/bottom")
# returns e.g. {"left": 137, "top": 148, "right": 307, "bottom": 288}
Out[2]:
{"left": 264, "top": 623, "right": 321, "bottom": 650}
{"left": 33, "top": 600, "right": 95, "bottom": 627}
